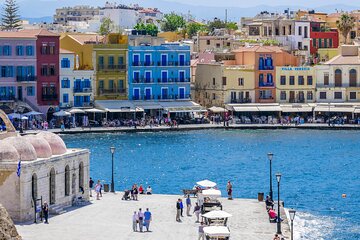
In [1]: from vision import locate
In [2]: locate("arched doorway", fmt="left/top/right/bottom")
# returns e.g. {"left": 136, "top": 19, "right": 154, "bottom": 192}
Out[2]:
{"left": 31, "top": 173, "right": 38, "bottom": 201}
{"left": 49, "top": 168, "right": 56, "bottom": 204}
{"left": 47, "top": 107, "right": 55, "bottom": 121}
{"left": 65, "top": 165, "right": 70, "bottom": 196}
{"left": 78, "top": 162, "right": 84, "bottom": 193}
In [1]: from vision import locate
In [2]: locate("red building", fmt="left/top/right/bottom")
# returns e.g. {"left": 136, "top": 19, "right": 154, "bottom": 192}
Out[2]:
{"left": 310, "top": 22, "right": 339, "bottom": 55}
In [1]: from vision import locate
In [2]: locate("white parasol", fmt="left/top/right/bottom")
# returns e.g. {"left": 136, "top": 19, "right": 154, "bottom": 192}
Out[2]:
{"left": 196, "top": 179, "right": 217, "bottom": 188}
{"left": 53, "top": 110, "right": 71, "bottom": 117}
{"left": 68, "top": 108, "right": 86, "bottom": 114}
{"left": 203, "top": 226, "right": 230, "bottom": 237}
{"left": 201, "top": 189, "right": 222, "bottom": 198}
{"left": 202, "top": 210, "right": 232, "bottom": 219}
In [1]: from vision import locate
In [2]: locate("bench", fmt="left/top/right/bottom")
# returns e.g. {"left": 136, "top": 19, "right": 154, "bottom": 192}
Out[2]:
{"left": 182, "top": 189, "right": 198, "bottom": 197}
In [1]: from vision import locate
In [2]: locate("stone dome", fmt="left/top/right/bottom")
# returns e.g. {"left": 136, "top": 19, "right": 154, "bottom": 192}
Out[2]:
{"left": 37, "top": 132, "right": 67, "bottom": 155}
{"left": 0, "top": 140, "right": 20, "bottom": 162}
{"left": 2, "top": 137, "right": 37, "bottom": 161}
{"left": 24, "top": 135, "right": 52, "bottom": 158}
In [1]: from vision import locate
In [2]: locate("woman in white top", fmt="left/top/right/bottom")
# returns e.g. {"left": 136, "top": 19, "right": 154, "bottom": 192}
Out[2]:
{"left": 132, "top": 211, "right": 139, "bottom": 232}
{"left": 146, "top": 186, "right": 152, "bottom": 195}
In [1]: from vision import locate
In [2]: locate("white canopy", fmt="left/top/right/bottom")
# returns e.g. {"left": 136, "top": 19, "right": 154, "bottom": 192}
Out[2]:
{"left": 53, "top": 110, "right": 71, "bottom": 117}
{"left": 21, "top": 116, "right": 28, "bottom": 120}
{"left": 95, "top": 100, "right": 143, "bottom": 112}
{"left": 85, "top": 108, "right": 105, "bottom": 113}
{"left": 203, "top": 226, "right": 230, "bottom": 237}
{"left": 196, "top": 180, "right": 217, "bottom": 188}
{"left": 68, "top": 108, "right": 85, "bottom": 114}
{"left": 202, "top": 210, "right": 232, "bottom": 219}
{"left": 24, "top": 111, "right": 43, "bottom": 116}
{"left": 208, "top": 106, "right": 227, "bottom": 113}
{"left": 202, "top": 189, "right": 222, "bottom": 198}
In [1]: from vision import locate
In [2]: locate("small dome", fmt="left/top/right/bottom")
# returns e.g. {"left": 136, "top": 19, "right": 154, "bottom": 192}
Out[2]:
{"left": 24, "top": 135, "right": 52, "bottom": 158}
{"left": 37, "top": 132, "right": 67, "bottom": 155}
{"left": 0, "top": 140, "right": 20, "bottom": 162}
{"left": 2, "top": 137, "right": 37, "bottom": 161}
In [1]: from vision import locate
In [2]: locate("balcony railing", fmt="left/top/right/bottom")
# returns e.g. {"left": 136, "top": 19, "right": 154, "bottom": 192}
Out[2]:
{"left": 230, "top": 98, "right": 252, "bottom": 104}
{"left": 132, "top": 61, "right": 155, "bottom": 67}
{"left": 74, "top": 102, "right": 94, "bottom": 108}
{"left": 157, "top": 78, "right": 191, "bottom": 83}
{"left": 97, "top": 64, "right": 126, "bottom": 71}
{"left": 16, "top": 76, "right": 37, "bottom": 82}
{"left": 42, "top": 94, "right": 58, "bottom": 101}
{"left": 132, "top": 78, "right": 155, "bottom": 84}
{"left": 259, "top": 82, "right": 275, "bottom": 87}
{"left": 258, "top": 66, "right": 274, "bottom": 71}
{"left": 73, "top": 87, "right": 92, "bottom": 93}
{"left": 157, "top": 61, "right": 191, "bottom": 67}
{"left": 132, "top": 94, "right": 191, "bottom": 101}
{"left": 0, "top": 95, "right": 15, "bottom": 101}
{"left": 289, "top": 98, "right": 305, "bottom": 103}
{"left": 98, "top": 88, "right": 126, "bottom": 95}
{"left": 259, "top": 96, "right": 273, "bottom": 100}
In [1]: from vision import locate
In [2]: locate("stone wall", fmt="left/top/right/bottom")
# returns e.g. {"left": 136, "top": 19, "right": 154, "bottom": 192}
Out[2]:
{"left": 0, "top": 203, "right": 22, "bottom": 240}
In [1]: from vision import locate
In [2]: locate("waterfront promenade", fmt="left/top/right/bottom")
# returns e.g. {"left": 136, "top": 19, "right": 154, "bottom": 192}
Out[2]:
{"left": 16, "top": 193, "right": 289, "bottom": 240}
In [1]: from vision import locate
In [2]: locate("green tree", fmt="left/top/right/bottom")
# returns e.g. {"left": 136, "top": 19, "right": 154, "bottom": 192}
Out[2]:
{"left": 1, "top": 0, "right": 21, "bottom": 30}
{"left": 226, "top": 22, "right": 238, "bottom": 31}
{"left": 99, "top": 17, "right": 114, "bottom": 35}
{"left": 336, "top": 13, "right": 355, "bottom": 44}
{"left": 134, "top": 22, "right": 158, "bottom": 36}
{"left": 207, "top": 18, "right": 226, "bottom": 31}
{"left": 161, "top": 13, "right": 186, "bottom": 32}
{"left": 186, "top": 22, "right": 207, "bottom": 38}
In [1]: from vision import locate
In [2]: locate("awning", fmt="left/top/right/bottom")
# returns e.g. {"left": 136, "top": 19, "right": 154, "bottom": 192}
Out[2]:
{"left": 85, "top": 108, "right": 105, "bottom": 113}
{"left": 314, "top": 105, "right": 355, "bottom": 113}
{"left": 280, "top": 105, "right": 313, "bottom": 113}
{"left": 208, "top": 106, "right": 227, "bottom": 113}
{"left": 354, "top": 108, "right": 360, "bottom": 113}
{"left": 161, "top": 101, "right": 206, "bottom": 113}
{"left": 257, "top": 105, "right": 282, "bottom": 112}
{"left": 95, "top": 100, "right": 144, "bottom": 113}
{"left": 232, "top": 106, "right": 259, "bottom": 112}
{"left": 134, "top": 101, "right": 162, "bottom": 110}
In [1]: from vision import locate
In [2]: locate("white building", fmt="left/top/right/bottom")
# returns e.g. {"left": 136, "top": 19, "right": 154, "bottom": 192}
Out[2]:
{"left": 59, "top": 49, "right": 95, "bottom": 108}
{"left": 100, "top": 3, "right": 139, "bottom": 29}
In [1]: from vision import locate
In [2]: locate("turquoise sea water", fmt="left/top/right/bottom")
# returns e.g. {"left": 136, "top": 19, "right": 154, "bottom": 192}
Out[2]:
{"left": 61, "top": 129, "right": 360, "bottom": 240}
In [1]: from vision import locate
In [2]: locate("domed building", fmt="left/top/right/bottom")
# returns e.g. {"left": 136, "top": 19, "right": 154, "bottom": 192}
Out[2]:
{"left": 0, "top": 110, "right": 90, "bottom": 222}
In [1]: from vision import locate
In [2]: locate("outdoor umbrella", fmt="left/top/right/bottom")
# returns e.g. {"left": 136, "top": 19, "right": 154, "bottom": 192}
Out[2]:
{"left": 202, "top": 189, "right": 222, "bottom": 198}
{"left": 85, "top": 108, "right": 105, "bottom": 113}
{"left": 208, "top": 106, "right": 227, "bottom": 113}
{"left": 53, "top": 110, "right": 71, "bottom": 117}
{"left": 7, "top": 113, "right": 21, "bottom": 119}
{"left": 196, "top": 179, "right": 217, "bottom": 188}
{"left": 68, "top": 108, "right": 86, "bottom": 114}
{"left": 24, "top": 111, "right": 43, "bottom": 116}
{"left": 21, "top": 116, "right": 29, "bottom": 120}
{"left": 203, "top": 226, "right": 230, "bottom": 237}
{"left": 202, "top": 210, "right": 232, "bottom": 219}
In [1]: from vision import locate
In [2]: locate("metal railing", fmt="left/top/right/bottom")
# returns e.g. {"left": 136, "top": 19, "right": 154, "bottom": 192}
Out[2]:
{"left": 97, "top": 64, "right": 126, "bottom": 71}
{"left": 16, "top": 76, "right": 37, "bottom": 82}
{"left": 0, "top": 95, "right": 15, "bottom": 101}
{"left": 98, "top": 88, "right": 126, "bottom": 95}
{"left": 230, "top": 98, "right": 252, "bottom": 103}
{"left": 42, "top": 94, "right": 58, "bottom": 101}
{"left": 73, "top": 87, "right": 92, "bottom": 93}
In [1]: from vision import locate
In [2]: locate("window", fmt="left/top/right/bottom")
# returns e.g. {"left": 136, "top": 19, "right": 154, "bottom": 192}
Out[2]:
{"left": 222, "top": 77, "right": 227, "bottom": 85}
{"left": 259, "top": 74, "right": 264, "bottom": 86}
{"left": 259, "top": 57, "right": 264, "bottom": 70}
{"left": 259, "top": 90, "right": 272, "bottom": 99}
{"left": 31, "top": 174, "right": 37, "bottom": 201}
{"left": 324, "top": 73, "right": 329, "bottom": 85}
{"left": 1, "top": 66, "right": 13, "bottom": 77}
{"left": 280, "top": 91, "right": 286, "bottom": 100}
{"left": 312, "top": 39, "right": 316, "bottom": 48}
{"left": 334, "top": 69, "right": 342, "bottom": 87}
{"left": 61, "top": 58, "right": 70, "bottom": 68}
{"left": 109, "top": 80, "right": 114, "bottom": 89}
{"left": 216, "top": 43, "right": 220, "bottom": 48}
{"left": 226, "top": 42, "right": 230, "bottom": 47}
{"left": 26, "top": 46, "right": 33, "bottom": 56}
{"left": 118, "top": 56, "right": 124, "bottom": 65}
{"left": 49, "top": 65, "right": 56, "bottom": 76}
{"left": 329, "top": 38, "right": 333, "bottom": 47}
{"left": 98, "top": 56, "right": 104, "bottom": 69}
{"left": 350, "top": 92, "right": 356, "bottom": 100}
{"left": 307, "top": 76, "right": 313, "bottom": 85}
{"left": 206, "top": 40, "right": 210, "bottom": 45}
{"left": 298, "top": 76, "right": 304, "bottom": 85}
{"left": 350, "top": 31, "right": 356, "bottom": 39}
{"left": 61, "top": 78, "right": 70, "bottom": 88}
{"left": 108, "top": 56, "right": 114, "bottom": 66}
{"left": 349, "top": 69, "right": 357, "bottom": 87}
{"left": 304, "top": 26, "right": 308, "bottom": 38}
{"left": 79, "top": 162, "right": 84, "bottom": 192}
{"left": 99, "top": 80, "right": 104, "bottom": 89}
{"left": 49, "top": 43, "right": 55, "bottom": 55}
{"left": 212, "top": 78, "right": 215, "bottom": 85}
{"left": 280, "top": 76, "right": 286, "bottom": 85}
{"left": 238, "top": 78, "right": 244, "bottom": 86}
{"left": 16, "top": 46, "right": 23, "bottom": 56}
{"left": 318, "top": 39, "right": 322, "bottom": 48}
{"left": 307, "top": 91, "right": 313, "bottom": 100}
{"left": 324, "top": 39, "right": 328, "bottom": 48}
{"left": 41, "top": 65, "right": 47, "bottom": 76}
{"left": 41, "top": 44, "right": 47, "bottom": 54}
{"left": 118, "top": 80, "right": 124, "bottom": 89}
{"left": 65, "top": 165, "right": 70, "bottom": 196}
{"left": 27, "top": 86, "right": 35, "bottom": 96}
{"left": 320, "top": 92, "right": 327, "bottom": 99}
{"left": 267, "top": 73, "right": 273, "bottom": 84}
{"left": 298, "top": 26, "right": 302, "bottom": 36}
{"left": 63, "top": 93, "right": 69, "bottom": 103}
{"left": 289, "top": 76, "right": 295, "bottom": 85}
{"left": 3, "top": 45, "right": 11, "bottom": 56}
{"left": 298, "top": 42, "right": 302, "bottom": 50}
{"left": 212, "top": 93, "right": 216, "bottom": 100}
{"left": 334, "top": 92, "right": 342, "bottom": 99}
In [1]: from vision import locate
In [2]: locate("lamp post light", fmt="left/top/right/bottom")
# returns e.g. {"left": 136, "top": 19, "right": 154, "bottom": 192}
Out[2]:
{"left": 276, "top": 172, "right": 282, "bottom": 235}
{"left": 289, "top": 208, "right": 296, "bottom": 240}
{"left": 267, "top": 152, "right": 274, "bottom": 200}
{"left": 110, "top": 146, "right": 116, "bottom": 193}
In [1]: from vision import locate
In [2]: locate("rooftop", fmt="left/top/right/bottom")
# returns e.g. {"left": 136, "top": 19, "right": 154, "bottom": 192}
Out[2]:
{"left": 233, "top": 45, "right": 284, "bottom": 53}
{"left": 0, "top": 29, "right": 59, "bottom": 39}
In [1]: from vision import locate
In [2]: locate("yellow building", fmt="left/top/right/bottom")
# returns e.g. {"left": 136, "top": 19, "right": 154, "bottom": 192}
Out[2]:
{"left": 60, "top": 33, "right": 104, "bottom": 70}
{"left": 93, "top": 34, "right": 128, "bottom": 100}
{"left": 317, "top": 48, "right": 339, "bottom": 63}
{"left": 276, "top": 66, "right": 316, "bottom": 103}
{"left": 195, "top": 63, "right": 255, "bottom": 108}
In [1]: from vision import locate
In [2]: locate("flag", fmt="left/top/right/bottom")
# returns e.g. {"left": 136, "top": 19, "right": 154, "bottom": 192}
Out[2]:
{"left": 16, "top": 160, "right": 21, "bottom": 177}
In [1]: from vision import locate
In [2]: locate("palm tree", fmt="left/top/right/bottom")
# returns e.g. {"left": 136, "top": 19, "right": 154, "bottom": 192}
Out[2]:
{"left": 336, "top": 13, "right": 355, "bottom": 44}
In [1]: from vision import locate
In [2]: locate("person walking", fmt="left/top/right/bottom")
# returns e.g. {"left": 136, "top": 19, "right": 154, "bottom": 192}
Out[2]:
{"left": 186, "top": 195, "right": 192, "bottom": 216}
{"left": 193, "top": 202, "right": 201, "bottom": 223}
{"left": 144, "top": 208, "right": 152, "bottom": 232}
{"left": 89, "top": 177, "right": 94, "bottom": 197}
{"left": 198, "top": 222, "right": 205, "bottom": 240}
{"left": 95, "top": 180, "right": 101, "bottom": 200}
{"left": 180, "top": 199, "right": 184, "bottom": 217}
{"left": 138, "top": 208, "right": 144, "bottom": 232}
{"left": 227, "top": 181, "right": 233, "bottom": 200}
{"left": 176, "top": 199, "right": 181, "bottom": 222}
{"left": 133, "top": 184, "right": 138, "bottom": 201}
{"left": 42, "top": 201, "right": 49, "bottom": 224}
{"left": 132, "top": 211, "right": 138, "bottom": 232}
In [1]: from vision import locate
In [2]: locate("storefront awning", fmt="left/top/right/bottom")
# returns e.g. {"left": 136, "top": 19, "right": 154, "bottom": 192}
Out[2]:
{"left": 232, "top": 106, "right": 259, "bottom": 112}
{"left": 280, "top": 104, "right": 313, "bottom": 113}
{"left": 160, "top": 101, "right": 206, "bottom": 113}
{"left": 133, "top": 101, "right": 163, "bottom": 110}
{"left": 314, "top": 105, "right": 355, "bottom": 113}
{"left": 257, "top": 105, "right": 282, "bottom": 112}
{"left": 95, "top": 100, "right": 144, "bottom": 112}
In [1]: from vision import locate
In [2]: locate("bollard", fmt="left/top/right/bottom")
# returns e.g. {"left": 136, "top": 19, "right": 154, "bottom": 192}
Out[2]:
{"left": 258, "top": 192, "right": 264, "bottom": 201}
{"left": 104, "top": 184, "right": 109, "bottom": 192}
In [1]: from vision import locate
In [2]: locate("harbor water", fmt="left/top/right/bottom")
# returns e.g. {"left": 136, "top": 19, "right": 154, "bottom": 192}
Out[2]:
{"left": 61, "top": 129, "right": 360, "bottom": 240}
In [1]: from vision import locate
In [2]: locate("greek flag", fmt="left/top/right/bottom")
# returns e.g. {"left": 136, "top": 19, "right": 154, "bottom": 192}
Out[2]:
{"left": 16, "top": 160, "right": 21, "bottom": 177}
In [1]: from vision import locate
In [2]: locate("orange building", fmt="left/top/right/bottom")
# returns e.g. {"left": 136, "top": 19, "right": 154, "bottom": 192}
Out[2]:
{"left": 232, "top": 46, "right": 299, "bottom": 103}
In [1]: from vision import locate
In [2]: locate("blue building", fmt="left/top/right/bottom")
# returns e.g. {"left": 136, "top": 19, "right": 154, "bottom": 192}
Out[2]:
{"left": 128, "top": 43, "right": 191, "bottom": 101}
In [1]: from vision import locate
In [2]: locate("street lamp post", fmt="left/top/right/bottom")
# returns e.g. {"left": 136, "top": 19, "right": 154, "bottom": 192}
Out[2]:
{"left": 110, "top": 146, "right": 115, "bottom": 193}
{"left": 267, "top": 152, "right": 274, "bottom": 200}
{"left": 276, "top": 172, "right": 282, "bottom": 235}
{"left": 289, "top": 208, "right": 296, "bottom": 240}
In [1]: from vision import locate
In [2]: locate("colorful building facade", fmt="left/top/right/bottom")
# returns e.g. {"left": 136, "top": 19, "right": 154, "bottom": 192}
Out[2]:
{"left": 128, "top": 43, "right": 191, "bottom": 101}
{"left": 310, "top": 22, "right": 339, "bottom": 56}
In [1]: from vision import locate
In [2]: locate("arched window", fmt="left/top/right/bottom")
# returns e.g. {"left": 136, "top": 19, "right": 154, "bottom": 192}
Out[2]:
{"left": 350, "top": 69, "right": 357, "bottom": 87}
{"left": 259, "top": 74, "right": 264, "bottom": 86}
{"left": 49, "top": 168, "right": 56, "bottom": 204}
{"left": 31, "top": 173, "right": 38, "bottom": 201}
{"left": 259, "top": 57, "right": 264, "bottom": 70}
{"left": 335, "top": 69, "right": 342, "bottom": 87}
{"left": 79, "top": 162, "right": 84, "bottom": 192}
{"left": 65, "top": 165, "right": 70, "bottom": 196}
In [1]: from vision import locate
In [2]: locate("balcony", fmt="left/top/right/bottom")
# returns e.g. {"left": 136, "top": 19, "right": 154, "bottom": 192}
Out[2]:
{"left": 98, "top": 88, "right": 126, "bottom": 95}
{"left": 132, "top": 95, "right": 156, "bottom": 101}
{"left": 132, "top": 78, "right": 155, "bottom": 84}
{"left": 157, "top": 61, "right": 191, "bottom": 67}
{"left": 16, "top": 76, "right": 37, "bottom": 82}
{"left": 73, "top": 87, "right": 92, "bottom": 93}
{"left": 42, "top": 94, "right": 58, "bottom": 101}
{"left": 74, "top": 101, "right": 94, "bottom": 108}
{"left": 289, "top": 98, "right": 305, "bottom": 103}
{"left": 0, "top": 95, "right": 15, "bottom": 102}
{"left": 259, "top": 82, "right": 274, "bottom": 87}
{"left": 230, "top": 98, "right": 252, "bottom": 104}
{"left": 97, "top": 64, "right": 126, "bottom": 72}
{"left": 258, "top": 66, "right": 274, "bottom": 71}
{"left": 132, "top": 61, "right": 155, "bottom": 67}
{"left": 259, "top": 96, "right": 273, "bottom": 100}
{"left": 157, "top": 78, "right": 191, "bottom": 83}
